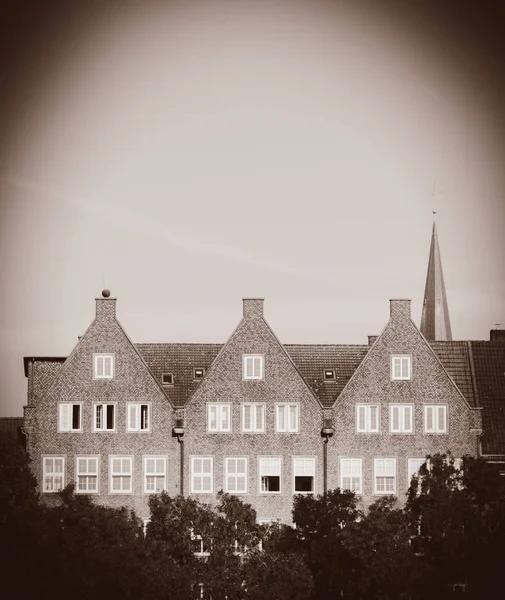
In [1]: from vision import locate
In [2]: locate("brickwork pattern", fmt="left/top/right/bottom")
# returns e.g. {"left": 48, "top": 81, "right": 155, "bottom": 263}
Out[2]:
{"left": 25, "top": 298, "right": 177, "bottom": 520}
{"left": 329, "top": 300, "right": 482, "bottom": 506}
{"left": 184, "top": 300, "right": 325, "bottom": 523}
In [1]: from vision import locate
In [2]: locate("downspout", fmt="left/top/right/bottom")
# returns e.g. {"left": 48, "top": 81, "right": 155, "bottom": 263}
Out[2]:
{"left": 321, "top": 419, "right": 334, "bottom": 497}
{"left": 172, "top": 419, "right": 185, "bottom": 496}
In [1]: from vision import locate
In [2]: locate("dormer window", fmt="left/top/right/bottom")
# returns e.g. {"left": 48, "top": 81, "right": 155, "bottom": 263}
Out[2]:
{"left": 93, "top": 354, "right": 114, "bottom": 379}
{"left": 193, "top": 368, "right": 205, "bottom": 380}
{"left": 391, "top": 355, "right": 411, "bottom": 381}
{"left": 243, "top": 355, "right": 264, "bottom": 380}
{"left": 162, "top": 373, "right": 174, "bottom": 385}
{"left": 323, "top": 368, "right": 336, "bottom": 381}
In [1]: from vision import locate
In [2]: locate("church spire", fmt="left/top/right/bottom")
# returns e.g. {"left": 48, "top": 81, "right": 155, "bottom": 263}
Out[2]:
{"left": 420, "top": 211, "right": 453, "bottom": 340}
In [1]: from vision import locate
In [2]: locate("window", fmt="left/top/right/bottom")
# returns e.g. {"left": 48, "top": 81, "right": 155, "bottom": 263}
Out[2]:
{"left": 374, "top": 458, "right": 397, "bottom": 494}
{"left": 144, "top": 456, "right": 166, "bottom": 493}
{"left": 93, "top": 353, "right": 114, "bottom": 379}
{"left": 391, "top": 355, "right": 411, "bottom": 380}
{"left": 193, "top": 368, "right": 205, "bottom": 380}
{"left": 241, "top": 403, "right": 265, "bottom": 433}
{"left": 162, "top": 373, "right": 174, "bottom": 385}
{"left": 407, "top": 458, "right": 426, "bottom": 487}
{"left": 58, "top": 403, "right": 82, "bottom": 432}
{"left": 109, "top": 456, "right": 132, "bottom": 494}
{"left": 225, "top": 457, "right": 248, "bottom": 493}
{"left": 127, "top": 403, "right": 150, "bottom": 432}
{"left": 207, "top": 403, "right": 231, "bottom": 433}
{"left": 323, "top": 368, "right": 336, "bottom": 381}
{"left": 293, "top": 457, "right": 315, "bottom": 494}
{"left": 340, "top": 458, "right": 363, "bottom": 494}
{"left": 191, "top": 530, "right": 211, "bottom": 557}
{"left": 243, "top": 354, "right": 264, "bottom": 380}
{"left": 93, "top": 404, "right": 116, "bottom": 431}
{"left": 76, "top": 456, "right": 99, "bottom": 494}
{"left": 389, "top": 404, "right": 413, "bottom": 433}
{"left": 424, "top": 405, "right": 447, "bottom": 433}
{"left": 191, "top": 457, "right": 213, "bottom": 493}
{"left": 276, "top": 403, "right": 299, "bottom": 433}
{"left": 356, "top": 405, "right": 379, "bottom": 433}
{"left": 259, "top": 457, "right": 281, "bottom": 494}
{"left": 43, "top": 456, "right": 65, "bottom": 493}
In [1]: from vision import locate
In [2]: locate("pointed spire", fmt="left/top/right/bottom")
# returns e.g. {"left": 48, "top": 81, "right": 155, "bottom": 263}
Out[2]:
{"left": 420, "top": 211, "right": 453, "bottom": 340}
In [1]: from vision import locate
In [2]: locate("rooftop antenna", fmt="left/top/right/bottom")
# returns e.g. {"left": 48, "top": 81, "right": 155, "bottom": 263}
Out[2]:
{"left": 496, "top": 323, "right": 502, "bottom": 330}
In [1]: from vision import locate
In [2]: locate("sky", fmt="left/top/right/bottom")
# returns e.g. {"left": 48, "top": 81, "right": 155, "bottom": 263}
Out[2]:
{"left": 0, "top": 0, "right": 504, "bottom": 417}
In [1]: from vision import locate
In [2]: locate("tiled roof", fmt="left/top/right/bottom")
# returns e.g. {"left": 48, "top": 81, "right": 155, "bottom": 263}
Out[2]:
{"left": 0, "top": 417, "right": 23, "bottom": 440}
{"left": 135, "top": 344, "right": 223, "bottom": 408}
{"left": 285, "top": 345, "right": 370, "bottom": 408}
{"left": 470, "top": 341, "right": 505, "bottom": 455}
{"left": 429, "top": 341, "right": 477, "bottom": 407}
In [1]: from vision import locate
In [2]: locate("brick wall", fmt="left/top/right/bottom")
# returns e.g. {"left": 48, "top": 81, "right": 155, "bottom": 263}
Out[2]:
{"left": 25, "top": 296, "right": 177, "bottom": 520}
{"left": 183, "top": 298, "right": 324, "bottom": 523}
{"left": 329, "top": 299, "right": 482, "bottom": 506}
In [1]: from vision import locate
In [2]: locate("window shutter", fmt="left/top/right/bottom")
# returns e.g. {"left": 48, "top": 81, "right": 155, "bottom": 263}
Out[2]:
{"left": 289, "top": 405, "right": 297, "bottom": 431}
{"left": 96, "top": 356, "right": 104, "bottom": 378}
{"left": 401, "top": 357, "right": 409, "bottom": 378}
{"left": 59, "top": 404, "right": 70, "bottom": 431}
{"left": 221, "top": 405, "right": 230, "bottom": 431}
{"left": 104, "top": 356, "right": 112, "bottom": 377}
{"left": 253, "top": 357, "right": 261, "bottom": 378}
{"left": 277, "top": 406, "right": 285, "bottom": 431}
{"left": 209, "top": 405, "right": 217, "bottom": 431}
{"left": 245, "top": 357, "right": 253, "bottom": 378}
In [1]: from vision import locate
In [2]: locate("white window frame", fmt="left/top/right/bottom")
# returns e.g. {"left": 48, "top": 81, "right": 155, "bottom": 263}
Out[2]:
{"left": 42, "top": 456, "right": 66, "bottom": 493}
{"left": 207, "top": 403, "right": 231, "bottom": 433}
{"left": 93, "top": 403, "right": 116, "bottom": 432}
{"left": 374, "top": 458, "right": 397, "bottom": 495}
{"left": 258, "top": 456, "right": 282, "bottom": 495}
{"left": 58, "top": 402, "right": 82, "bottom": 432}
{"left": 143, "top": 519, "right": 151, "bottom": 537}
{"left": 241, "top": 403, "right": 265, "bottom": 433}
{"left": 93, "top": 353, "right": 115, "bottom": 379}
{"left": 389, "top": 404, "right": 414, "bottom": 434}
{"left": 391, "top": 355, "right": 411, "bottom": 381}
{"left": 424, "top": 404, "right": 447, "bottom": 434}
{"left": 242, "top": 354, "right": 264, "bottom": 380}
{"left": 407, "top": 458, "right": 427, "bottom": 487}
{"left": 293, "top": 457, "right": 316, "bottom": 495}
{"left": 225, "top": 457, "right": 248, "bottom": 494}
{"left": 109, "top": 455, "right": 133, "bottom": 494}
{"left": 191, "top": 529, "right": 211, "bottom": 557}
{"left": 190, "top": 456, "right": 214, "bottom": 494}
{"left": 340, "top": 458, "right": 363, "bottom": 495}
{"left": 356, "top": 404, "right": 380, "bottom": 433}
{"left": 127, "top": 403, "right": 151, "bottom": 432}
{"left": 275, "top": 403, "right": 300, "bottom": 433}
{"left": 143, "top": 455, "right": 167, "bottom": 494}
{"left": 75, "top": 455, "right": 100, "bottom": 494}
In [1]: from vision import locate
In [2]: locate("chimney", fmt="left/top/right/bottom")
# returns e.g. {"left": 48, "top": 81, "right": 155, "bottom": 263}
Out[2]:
{"left": 368, "top": 335, "right": 378, "bottom": 345}
{"left": 96, "top": 289, "right": 116, "bottom": 320}
{"left": 490, "top": 329, "right": 505, "bottom": 342}
{"left": 243, "top": 298, "right": 264, "bottom": 319}
{"left": 390, "top": 299, "right": 411, "bottom": 320}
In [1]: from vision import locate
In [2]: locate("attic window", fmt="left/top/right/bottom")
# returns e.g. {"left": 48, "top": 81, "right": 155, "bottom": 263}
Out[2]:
{"left": 193, "top": 368, "right": 205, "bottom": 380}
{"left": 323, "top": 368, "right": 336, "bottom": 381}
{"left": 162, "top": 373, "right": 174, "bottom": 385}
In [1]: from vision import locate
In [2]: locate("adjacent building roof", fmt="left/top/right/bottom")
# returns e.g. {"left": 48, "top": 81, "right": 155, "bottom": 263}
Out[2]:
{"left": 420, "top": 220, "right": 453, "bottom": 340}
{"left": 429, "top": 341, "right": 477, "bottom": 408}
{"left": 0, "top": 417, "right": 23, "bottom": 440}
{"left": 470, "top": 341, "right": 505, "bottom": 455}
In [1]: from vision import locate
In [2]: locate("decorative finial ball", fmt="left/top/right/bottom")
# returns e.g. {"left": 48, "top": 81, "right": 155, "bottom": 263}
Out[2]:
{"left": 102, "top": 289, "right": 111, "bottom": 298}
{"left": 433, "top": 209, "right": 437, "bottom": 215}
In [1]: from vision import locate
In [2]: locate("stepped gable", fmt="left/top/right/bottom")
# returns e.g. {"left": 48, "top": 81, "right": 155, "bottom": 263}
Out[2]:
{"left": 284, "top": 344, "right": 369, "bottom": 408}
{"left": 470, "top": 340, "right": 505, "bottom": 455}
{"left": 429, "top": 341, "right": 477, "bottom": 407}
{"left": 136, "top": 343, "right": 223, "bottom": 408}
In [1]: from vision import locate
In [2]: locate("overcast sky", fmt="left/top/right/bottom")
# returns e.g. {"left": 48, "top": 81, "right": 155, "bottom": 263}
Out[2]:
{"left": 1, "top": 0, "right": 504, "bottom": 416}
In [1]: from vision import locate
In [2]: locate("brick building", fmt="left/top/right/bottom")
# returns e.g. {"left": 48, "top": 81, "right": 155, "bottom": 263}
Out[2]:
{"left": 22, "top": 223, "right": 505, "bottom": 523}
